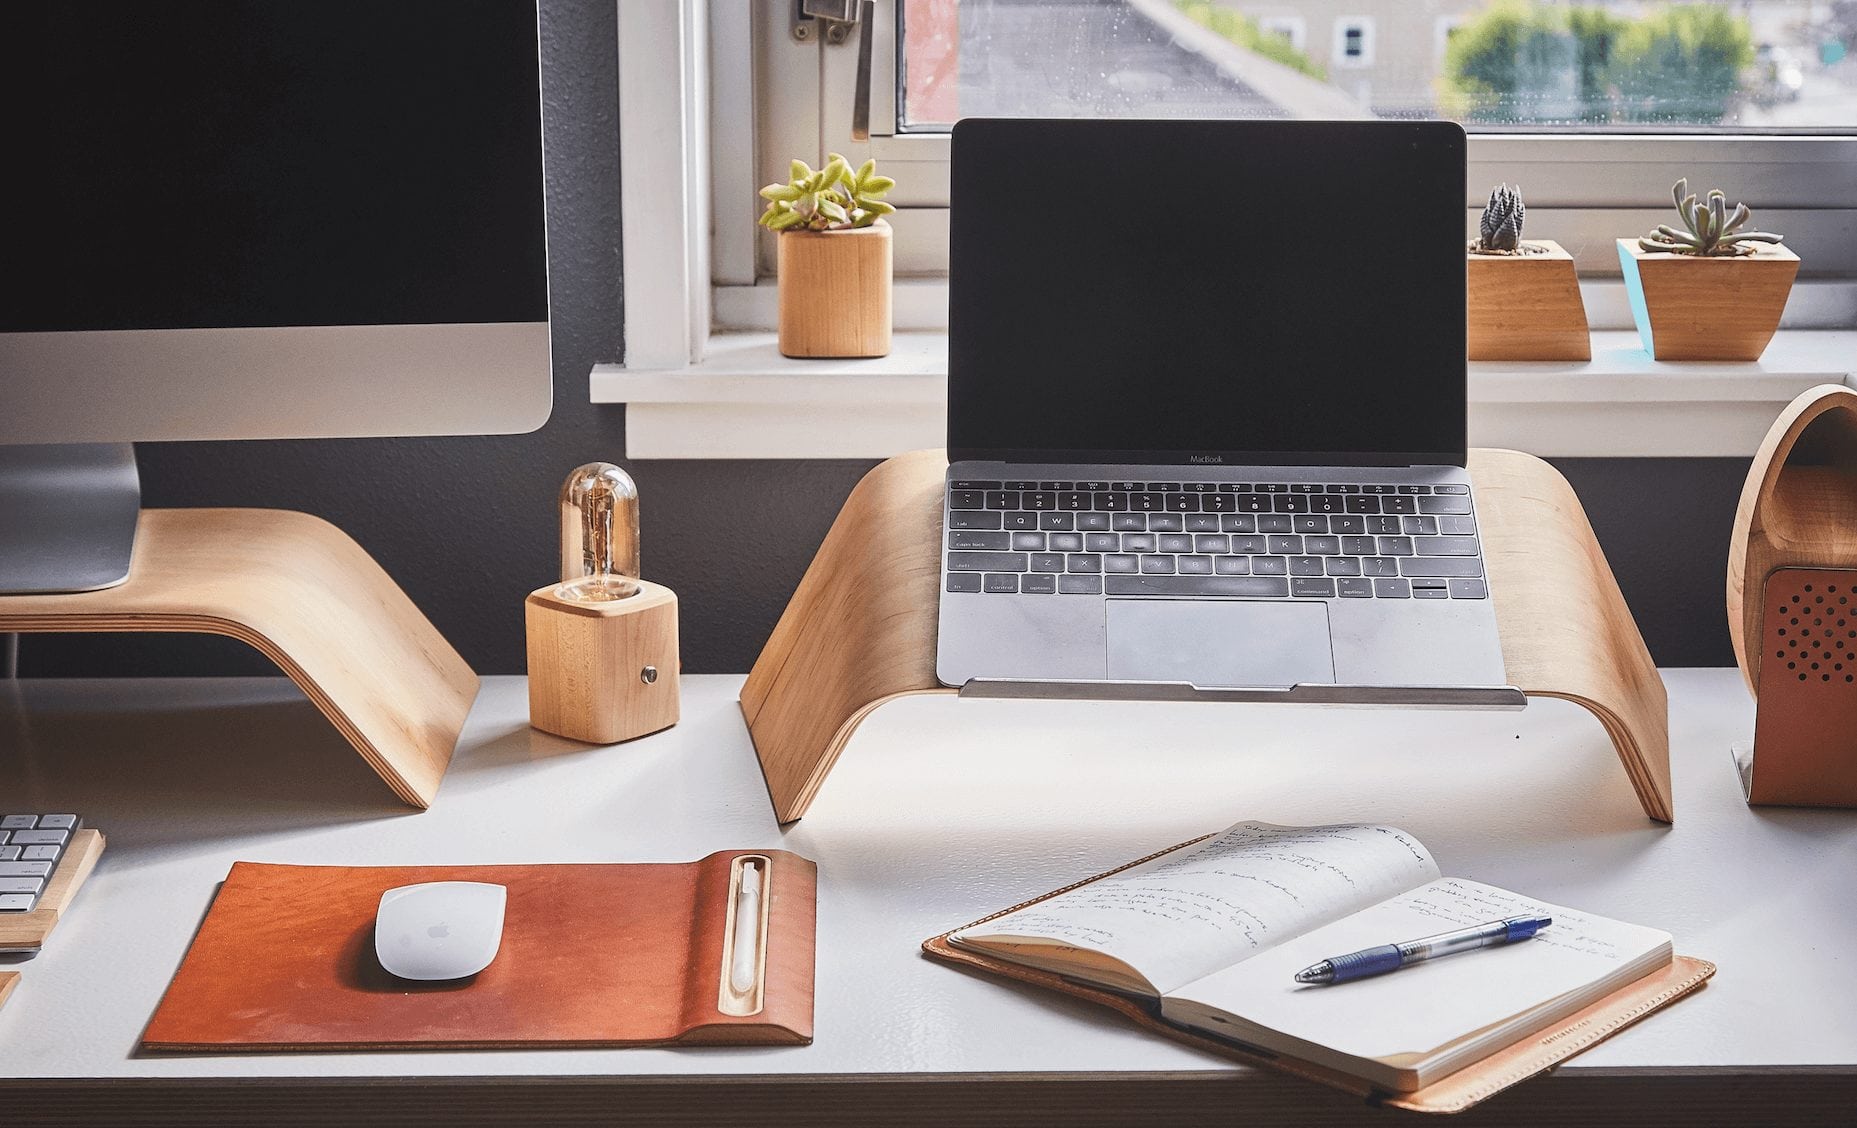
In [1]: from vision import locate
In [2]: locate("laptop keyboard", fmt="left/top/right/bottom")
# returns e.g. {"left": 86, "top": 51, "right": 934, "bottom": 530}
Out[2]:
{"left": 944, "top": 480, "right": 1485, "bottom": 600}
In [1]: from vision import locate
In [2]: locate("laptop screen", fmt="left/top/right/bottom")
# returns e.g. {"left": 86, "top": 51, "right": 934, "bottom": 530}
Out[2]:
{"left": 947, "top": 119, "right": 1466, "bottom": 467}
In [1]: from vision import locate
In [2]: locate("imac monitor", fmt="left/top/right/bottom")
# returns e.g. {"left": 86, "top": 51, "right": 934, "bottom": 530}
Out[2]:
{"left": 0, "top": 1, "right": 551, "bottom": 592}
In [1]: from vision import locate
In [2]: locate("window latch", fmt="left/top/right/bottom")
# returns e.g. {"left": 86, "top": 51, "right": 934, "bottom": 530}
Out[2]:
{"left": 793, "top": 0, "right": 860, "bottom": 45}
{"left": 850, "top": 0, "right": 874, "bottom": 139}
{"left": 792, "top": 1, "right": 875, "bottom": 141}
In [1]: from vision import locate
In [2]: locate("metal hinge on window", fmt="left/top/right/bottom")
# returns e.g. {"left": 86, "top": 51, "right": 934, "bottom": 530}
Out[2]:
{"left": 790, "top": 0, "right": 876, "bottom": 141}
{"left": 791, "top": 0, "right": 859, "bottom": 45}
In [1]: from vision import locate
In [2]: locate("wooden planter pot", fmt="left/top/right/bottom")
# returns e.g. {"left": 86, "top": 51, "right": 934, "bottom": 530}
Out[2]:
{"left": 1466, "top": 240, "right": 1590, "bottom": 361}
{"left": 1617, "top": 239, "right": 1798, "bottom": 361}
{"left": 776, "top": 220, "right": 892, "bottom": 359}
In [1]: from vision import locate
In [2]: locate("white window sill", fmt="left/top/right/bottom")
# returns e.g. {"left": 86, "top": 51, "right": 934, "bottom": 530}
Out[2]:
{"left": 592, "top": 330, "right": 1857, "bottom": 460}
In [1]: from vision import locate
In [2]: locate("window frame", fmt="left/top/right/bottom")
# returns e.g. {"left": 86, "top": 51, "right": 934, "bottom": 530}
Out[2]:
{"left": 609, "top": 1, "right": 1857, "bottom": 460}
{"left": 749, "top": 2, "right": 1857, "bottom": 287}
{"left": 626, "top": 0, "right": 1857, "bottom": 369}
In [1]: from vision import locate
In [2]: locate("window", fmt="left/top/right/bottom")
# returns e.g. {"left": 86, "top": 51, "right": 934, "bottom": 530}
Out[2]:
{"left": 1435, "top": 16, "right": 1465, "bottom": 62}
{"left": 873, "top": 1, "right": 1857, "bottom": 130}
{"left": 1334, "top": 16, "right": 1373, "bottom": 69}
{"left": 606, "top": 1, "right": 1857, "bottom": 458}
{"left": 729, "top": 1, "right": 1856, "bottom": 321}
{"left": 1258, "top": 15, "right": 1306, "bottom": 53}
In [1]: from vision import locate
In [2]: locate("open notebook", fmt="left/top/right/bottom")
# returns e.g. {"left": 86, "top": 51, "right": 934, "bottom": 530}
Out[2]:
{"left": 941, "top": 822, "right": 1676, "bottom": 1094}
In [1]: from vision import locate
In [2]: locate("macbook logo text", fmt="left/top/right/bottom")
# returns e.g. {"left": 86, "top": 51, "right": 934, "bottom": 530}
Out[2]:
{"left": 1188, "top": 454, "right": 1224, "bottom": 464}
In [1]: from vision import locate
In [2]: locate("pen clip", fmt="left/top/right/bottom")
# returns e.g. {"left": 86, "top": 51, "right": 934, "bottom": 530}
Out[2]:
{"left": 717, "top": 854, "right": 770, "bottom": 1017}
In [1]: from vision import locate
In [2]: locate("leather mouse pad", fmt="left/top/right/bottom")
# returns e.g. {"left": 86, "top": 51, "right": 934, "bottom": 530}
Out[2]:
{"left": 141, "top": 852, "right": 816, "bottom": 1051}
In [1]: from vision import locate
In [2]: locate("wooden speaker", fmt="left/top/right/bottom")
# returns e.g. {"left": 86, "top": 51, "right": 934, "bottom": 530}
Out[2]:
{"left": 1728, "top": 385, "right": 1857, "bottom": 806}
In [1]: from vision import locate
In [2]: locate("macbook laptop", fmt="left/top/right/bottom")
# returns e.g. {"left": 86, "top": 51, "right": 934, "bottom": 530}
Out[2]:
{"left": 937, "top": 118, "right": 1508, "bottom": 694}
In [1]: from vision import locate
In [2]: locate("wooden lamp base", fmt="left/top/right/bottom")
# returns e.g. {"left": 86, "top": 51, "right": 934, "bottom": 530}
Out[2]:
{"left": 742, "top": 449, "right": 1672, "bottom": 826}
{"left": 0, "top": 509, "right": 477, "bottom": 808}
{"left": 526, "top": 580, "right": 680, "bottom": 744}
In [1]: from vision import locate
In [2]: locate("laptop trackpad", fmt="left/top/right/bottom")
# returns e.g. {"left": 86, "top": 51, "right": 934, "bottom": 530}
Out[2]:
{"left": 1105, "top": 599, "right": 1335, "bottom": 688}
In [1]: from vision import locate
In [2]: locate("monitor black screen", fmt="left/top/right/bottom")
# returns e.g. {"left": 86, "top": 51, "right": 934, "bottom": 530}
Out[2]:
{"left": 947, "top": 118, "right": 1467, "bottom": 467}
{"left": 0, "top": 1, "right": 546, "bottom": 333}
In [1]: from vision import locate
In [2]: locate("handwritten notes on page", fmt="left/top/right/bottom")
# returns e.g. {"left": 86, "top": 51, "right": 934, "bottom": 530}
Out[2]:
{"left": 1169, "top": 878, "right": 1674, "bottom": 1064}
{"left": 953, "top": 822, "right": 1441, "bottom": 996}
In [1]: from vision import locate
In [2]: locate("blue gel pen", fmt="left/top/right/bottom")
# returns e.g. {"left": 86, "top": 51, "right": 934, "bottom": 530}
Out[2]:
{"left": 1293, "top": 915, "right": 1552, "bottom": 986}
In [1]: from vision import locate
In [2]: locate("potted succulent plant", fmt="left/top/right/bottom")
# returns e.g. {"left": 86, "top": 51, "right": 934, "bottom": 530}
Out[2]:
{"left": 1466, "top": 184, "right": 1590, "bottom": 361}
{"left": 759, "top": 153, "right": 896, "bottom": 359}
{"left": 1618, "top": 179, "right": 1798, "bottom": 361}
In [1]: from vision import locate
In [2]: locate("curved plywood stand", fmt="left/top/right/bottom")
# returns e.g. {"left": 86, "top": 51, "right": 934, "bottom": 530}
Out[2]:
{"left": 742, "top": 449, "right": 1671, "bottom": 825}
{"left": 0, "top": 509, "right": 477, "bottom": 808}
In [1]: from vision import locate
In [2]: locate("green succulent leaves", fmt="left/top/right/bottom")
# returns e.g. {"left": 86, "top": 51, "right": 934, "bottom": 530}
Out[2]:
{"left": 1639, "top": 177, "right": 1783, "bottom": 256}
{"left": 758, "top": 153, "right": 896, "bottom": 232}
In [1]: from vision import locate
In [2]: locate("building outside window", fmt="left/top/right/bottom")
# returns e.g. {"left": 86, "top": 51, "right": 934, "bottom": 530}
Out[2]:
{"left": 1335, "top": 15, "right": 1374, "bottom": 68}
{"left": 881, "top": 0, "right": 1849, "bottom": 127}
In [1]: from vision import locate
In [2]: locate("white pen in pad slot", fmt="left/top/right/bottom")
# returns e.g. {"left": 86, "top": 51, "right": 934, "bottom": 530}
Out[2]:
{"left": 717, "top": 854, "right": 771, "bottom": 1016}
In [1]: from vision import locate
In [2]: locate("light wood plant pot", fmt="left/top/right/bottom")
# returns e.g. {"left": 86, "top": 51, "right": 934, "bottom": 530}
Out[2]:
{"left": 1466, "top": 240, "right": 1590, "bottom": 361}
{"left": 776, "top": 220, "right": 892, "bottom": 358}
{"left": 1617, "top": 239, "right": 1798, "bottom": 361}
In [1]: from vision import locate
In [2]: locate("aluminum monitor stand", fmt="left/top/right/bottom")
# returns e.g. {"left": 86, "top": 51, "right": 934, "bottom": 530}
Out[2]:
{"left": 0, "top": 443, "right": 140, "bottom": 593}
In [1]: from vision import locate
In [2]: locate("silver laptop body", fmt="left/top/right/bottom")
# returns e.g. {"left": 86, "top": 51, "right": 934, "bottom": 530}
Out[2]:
{"left": 935, "top": 119, "right": 1507, "bottom": 697}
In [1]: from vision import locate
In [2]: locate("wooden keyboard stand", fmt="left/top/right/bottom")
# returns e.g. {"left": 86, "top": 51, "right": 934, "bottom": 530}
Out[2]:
{"left": 742, "top": 449, "right": 1671, "bottom": 825}
{"left": 0, "top": 509, "right": 477, "bottom": 808}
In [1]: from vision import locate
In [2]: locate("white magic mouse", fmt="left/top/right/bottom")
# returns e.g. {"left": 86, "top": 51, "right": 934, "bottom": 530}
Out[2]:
{"left": 374, "top": 881, "right": 507, "bottom": 981}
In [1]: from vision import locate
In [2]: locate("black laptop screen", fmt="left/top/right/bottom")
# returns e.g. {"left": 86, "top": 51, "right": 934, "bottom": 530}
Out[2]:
{"left": 947, "top": 119, "right": 1467, "bottom": 467}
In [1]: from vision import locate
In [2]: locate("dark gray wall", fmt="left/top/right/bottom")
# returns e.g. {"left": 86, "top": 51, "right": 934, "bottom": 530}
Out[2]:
{"left": 18, "top": 1, "right": 1748, "bottom": 678}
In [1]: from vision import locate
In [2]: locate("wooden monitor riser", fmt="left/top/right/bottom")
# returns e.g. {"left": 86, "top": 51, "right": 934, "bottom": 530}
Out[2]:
{"left": 742, "top": 449, "right": 1671, "bottom": 825}
{"left": 0, "top": 509, "right": 477, "bottom": 808}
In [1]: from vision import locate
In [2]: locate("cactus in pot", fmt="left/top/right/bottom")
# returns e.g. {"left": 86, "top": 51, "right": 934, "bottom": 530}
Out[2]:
{"left": 1465, "top": 183, "right": 1588, "bottom": 359}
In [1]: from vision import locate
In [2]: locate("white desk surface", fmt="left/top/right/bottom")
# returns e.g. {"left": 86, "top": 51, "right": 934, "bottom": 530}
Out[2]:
{"left": 1, "top": 670, "right": 1853, "bottom": 1084}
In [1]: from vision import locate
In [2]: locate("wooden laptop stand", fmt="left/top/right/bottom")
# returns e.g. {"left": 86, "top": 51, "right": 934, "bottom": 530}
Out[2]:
{"left": 742, "top": 449, "right": 1671, "bottom": 825}
{"left": 0, "top": 509, "right": 477, "bottom": 808}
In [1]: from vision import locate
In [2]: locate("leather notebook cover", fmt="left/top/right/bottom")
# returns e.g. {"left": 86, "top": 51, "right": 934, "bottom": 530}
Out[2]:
{"left": 143, "top": 850, "right": 816, "bottom": 1051}
{"left": 921, "top": 841, "right": 1714, "bottom": 1115}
